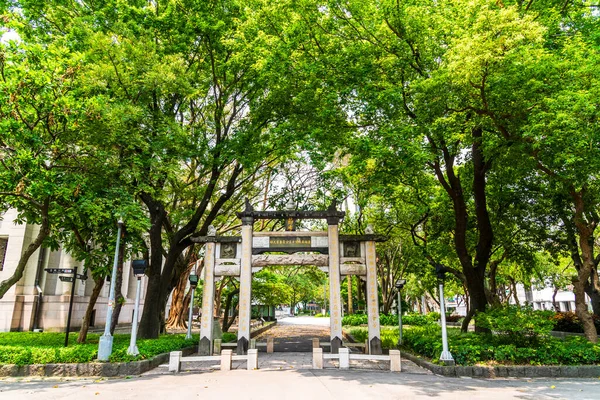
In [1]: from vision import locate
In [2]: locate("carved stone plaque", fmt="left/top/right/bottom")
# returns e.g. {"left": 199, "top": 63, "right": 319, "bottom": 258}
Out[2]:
{"left": 343, "top": 241, "right": 361, "bottom": 257}
{"left": 220, "top": 243, "right": 237, "bottom": 259}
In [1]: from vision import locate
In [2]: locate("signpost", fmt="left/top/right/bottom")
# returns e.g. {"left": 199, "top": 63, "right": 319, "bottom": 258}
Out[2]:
{"left": 45, "top": 267, "right": 87, "bottom": 347}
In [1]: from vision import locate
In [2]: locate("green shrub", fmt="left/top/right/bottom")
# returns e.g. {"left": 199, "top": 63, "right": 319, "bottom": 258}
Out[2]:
{"left": 342, "top": 313, "right": 434, "bottom": 327}
{"left": 475, "top": 305, "right": 553, "bottom": 345}
{"left": 0, "top": 332, "right": 197, "bottom": 365}
{"left": 551, "top": 312, "right": 600, "bottom": 333}
{"left": 427, "top": 312, "right": 441, "bottom": 322}
{"left": 222, "top": 332, "right": 237, "bottom": 343}
{"left": 399, "top": 325, "right": 600, "bottom": 366}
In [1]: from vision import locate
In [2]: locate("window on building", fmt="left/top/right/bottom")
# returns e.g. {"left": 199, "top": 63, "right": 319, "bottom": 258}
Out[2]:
{"left": 0, "top": 237, "right": 8, "bottom": 271}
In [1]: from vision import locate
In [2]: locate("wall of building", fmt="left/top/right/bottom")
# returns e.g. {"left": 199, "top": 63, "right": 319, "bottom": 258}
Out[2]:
{"left": 0, "top": 210, "right": 148, "bottom": 332}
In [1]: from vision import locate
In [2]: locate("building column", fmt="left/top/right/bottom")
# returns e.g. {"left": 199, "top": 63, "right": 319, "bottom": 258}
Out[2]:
{"left": 199, "top": 237, "right": 216, "bottom": 355}
{"left": 237, "top": 216, "right": 254, "bottom": 355}
{"left": 328, "top": 221, "right": 343, "bottom": 354}
{"left": 365, "top": 240, "right": 382, "bottom": 354}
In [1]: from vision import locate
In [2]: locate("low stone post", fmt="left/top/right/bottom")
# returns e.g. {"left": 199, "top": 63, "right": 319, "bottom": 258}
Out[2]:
{"left": 250, "top": 339, "right": 256, "bottom": 350}
{"left": 247, "top": 349, "right": 258, "bottom": 370}
{"left": 312, "top": 347, "right": 323, "bottom": 369}
{"left": 389, "top": 350, "right": 401, "bottom": 372}
{"left": 339, "top": 348, "right": 350, "bottom": 370}
{"left": 364, "top": 339, "right": 369, "bottom": 354}
{"left": 168, "top": 351, "right": 182, "bottom": 373}
{"left": 267, "top": 337, "right": 274, "bottom": 353}
{"left": 221, "top": 349, "right": 232, "bottom": 371}
{"left": 213, "top": 339, "right": 222, "bottom": 355}
{"left": 312, "top": 338, "right": 319, "bottom": 349}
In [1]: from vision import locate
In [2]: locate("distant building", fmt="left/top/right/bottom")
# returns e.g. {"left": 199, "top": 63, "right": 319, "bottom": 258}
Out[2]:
{"left": 444, "top": 284, "right": 588, "bottom": 317}
{"left": 0, "top": 209, "right": 147, "bottom": 332}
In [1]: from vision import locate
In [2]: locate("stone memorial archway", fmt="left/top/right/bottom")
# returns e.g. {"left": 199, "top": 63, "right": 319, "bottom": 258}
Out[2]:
{"left": 192, "top": 201, "right": 386, "bottom": 356}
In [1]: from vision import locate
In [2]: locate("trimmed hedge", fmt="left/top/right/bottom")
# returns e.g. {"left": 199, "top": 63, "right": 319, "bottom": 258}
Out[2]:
{"left": 0, "top": 332, "right": 198, "bottom": 366}
{"left": 342, "top": 313, "right": 439, "bottom": 327}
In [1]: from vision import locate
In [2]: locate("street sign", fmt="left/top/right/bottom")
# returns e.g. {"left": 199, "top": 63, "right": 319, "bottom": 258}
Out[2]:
{"left": 59, "top": 276, "right": 74, "bottom": 283}
{"left": 76, "top": 274, "right": 88, "bottom": 281}
{"left": 45, "top": 268, "right": 74, "bottom": 274}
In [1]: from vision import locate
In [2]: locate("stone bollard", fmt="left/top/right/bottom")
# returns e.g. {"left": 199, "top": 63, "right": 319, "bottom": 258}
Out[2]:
{"left": 339, "top": 348, "right": 350, "bottom": 370}
{"left": 364, "top": 339, "right": 369, "bottom": 354}
{"left": 312, "top": 347, "right": 323, "bottom": 369}
{"left": 267, "top": 337, "right": 274, "bottom": 353}
{"left": 214, "top": 339, "right": 222, "bottom": 355}
{"left": 221, "top": 349, "right": 232, "bottom": 371}
{"left": 312, "top": 338, "right": 320, "bottom": 349}
{"left": 389, "top": 350, "right": 401, "bottom": 372}
{"left": 169, "top": 351, "right": 182, "bottom": 373}
{"left": 247, "top": 349, "right": 258, "bottom": 370}
{"left": 250, "top": 339, "right": 256, "bottom": 350}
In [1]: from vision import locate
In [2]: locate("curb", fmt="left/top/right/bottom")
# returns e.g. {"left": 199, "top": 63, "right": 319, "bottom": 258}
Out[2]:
{"left": 0, "top": 346, "right": 197, "bottom": 378}
{"left": 251, "top": 320, "right": 277, "bottom": 337}
{"left": 401, "top": 351, "right": 600, "bottom": 378}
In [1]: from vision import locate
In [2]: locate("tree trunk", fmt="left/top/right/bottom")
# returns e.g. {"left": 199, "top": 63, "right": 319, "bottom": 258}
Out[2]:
{"left": 462, "top": 267, "right": 488, "bottom": 333}
{"left": 110, "top": 241, "right": 125, "bottom": 335}
{"left": 509, "top": 278, "right": 520, "bottom": 307}
{"left": 165, "top": 257, "right": 197, "bottom": 330}
{"left": 0, "top": 200, "right": 50, "bottom": 299}
{"left": 214, "top": 277, "right": 226, "bottom": 318}
{"left": 222, "top": 288, "right": 239, "bottom": 332}
{"left": 584, "top": 282, "right": 600, "bottom": 317}
{"left": 137, "top": 196, "right": 168, "bottom": 339}
{"left": 429, "top": 129, "right": 492, "bottom": 331}
{"left": 570, "top": 189, "right": 598, "bottom": 342}
{"left": 552, "top": 287, "right": 560, "bottom": 311}
{"left": 347, "top": 275, "right": 353, "bottom": 314}
{"left": 78, "top": 276, "right": 104, "bottom": 343}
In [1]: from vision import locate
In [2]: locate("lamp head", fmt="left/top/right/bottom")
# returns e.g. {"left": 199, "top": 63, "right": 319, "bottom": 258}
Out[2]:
{"left": 189, "top": 273, "right": 199, "bottom": 288}
{"left": 132, "top": 259, "right": 148, "bottom": 276}
{"left": 395, "top": 279, "right": 407, "bottom": 289}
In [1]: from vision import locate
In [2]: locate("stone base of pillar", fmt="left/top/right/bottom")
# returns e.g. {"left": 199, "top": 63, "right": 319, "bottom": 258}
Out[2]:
{"left": 369, "top": 337, "right": 382, "bottom": 355}
{"left": 198, "top": 337, "right": 211, "bottom": 356}
{"left": 237, "top": 337, "right": 249, "bottom": 355}
{"left": 331, "top": 336, "right": 342, "bottom": 354}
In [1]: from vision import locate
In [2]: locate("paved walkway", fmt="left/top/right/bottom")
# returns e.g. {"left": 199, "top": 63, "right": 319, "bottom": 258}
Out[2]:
{"left": 2, "top": 366, "right": 598, "bottom": 400}
{"left": 3, "top": 318, "right": 598, "bottom": 399}
{"left": 254, "top": 316, "right": 330, "bottom": 352}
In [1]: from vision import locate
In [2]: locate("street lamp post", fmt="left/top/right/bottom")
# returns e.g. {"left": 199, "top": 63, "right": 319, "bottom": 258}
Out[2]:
{"left": 127, "top": 259, "right": 147, "bottom": 356}
{"left": 434, "top": 264, "right": 455, "bottom": 366}
{"left": 98, "top": 219, "right": 124, "bottom": 361}
{"left": 186, "top": 272, "right": 199, "bottom": 340}
{"left": 395, "top": 279, "right": 406, "bottom": 346}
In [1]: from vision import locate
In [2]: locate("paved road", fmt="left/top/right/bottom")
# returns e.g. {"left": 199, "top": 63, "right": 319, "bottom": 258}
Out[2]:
{"left": 254, "top": 316, "right": 331, "bottom": 352}
{"left": 1, "top": 366, "right": 598, "bottom": 400}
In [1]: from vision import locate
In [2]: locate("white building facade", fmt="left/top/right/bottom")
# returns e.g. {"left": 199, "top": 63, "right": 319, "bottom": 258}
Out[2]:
{"left": 0, "top": 209, "right": 147, "bottom": 332}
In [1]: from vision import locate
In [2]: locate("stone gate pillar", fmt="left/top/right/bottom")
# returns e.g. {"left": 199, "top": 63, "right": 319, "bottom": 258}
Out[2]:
{"left": 199, "top": 230, "right": 217, "bottom": 355}
{"left": 237, "top": 213, "right": 254, "bottom": 355}
{"left": 327, "top": 215, "right": 343, "bottom": 354}
{"left": 365, "top": 239, "right": 382, "bottom": 354}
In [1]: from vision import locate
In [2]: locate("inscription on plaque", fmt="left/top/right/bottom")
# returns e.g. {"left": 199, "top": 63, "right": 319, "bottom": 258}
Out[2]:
{"left": 269, "top": 237, "right": 311, "bottom": 247}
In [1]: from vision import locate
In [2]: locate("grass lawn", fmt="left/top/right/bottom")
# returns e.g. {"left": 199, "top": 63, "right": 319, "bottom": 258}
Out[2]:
{"left": 0, "top": 332, "right": 198, "bottom": 365}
